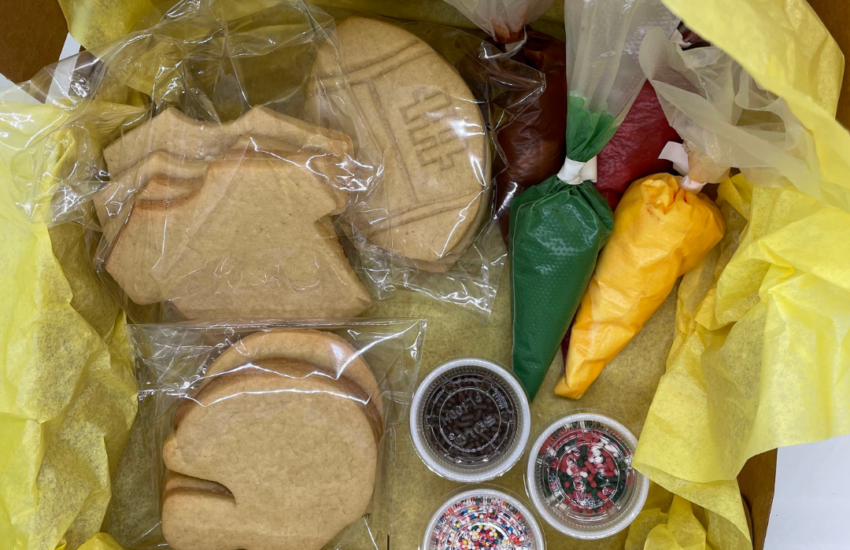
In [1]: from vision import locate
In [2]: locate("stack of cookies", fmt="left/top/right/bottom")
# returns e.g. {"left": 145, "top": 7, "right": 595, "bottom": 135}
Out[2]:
{"left": 309, "top": 17, "right": 491, "bottom": 272}
{"left": 161, "top": 329, "right": 383, "bottom": 550}
{"left": 95, "top": 107, "right": 371, "bottom": 320}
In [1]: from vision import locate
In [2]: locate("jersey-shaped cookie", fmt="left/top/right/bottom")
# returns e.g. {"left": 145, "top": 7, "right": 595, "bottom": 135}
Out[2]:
{"left": 104, "top": 158, "right": 370, "bottom": 320}
{"left": 309, "top": 17, "right": 490, "bottom": 265}
{"left": 95, "top": 136, "right": 349, "bottom": 243}
{"left": 103, "top": 106, "right": 354, "bottom": 176}
{"left": 162, "top": 358, "right": 380, "bottom": 550}
{"left": 96, "top": 108, "right": 355, "bottom": 244}
{"left": 94, "top": 151, "right": 208, "bottom": 242}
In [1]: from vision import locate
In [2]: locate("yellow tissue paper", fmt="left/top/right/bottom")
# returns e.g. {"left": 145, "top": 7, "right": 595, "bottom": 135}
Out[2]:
{"left": 637, "top": 171, "right": 850, "bottom": 467}
{"left": 627, "top": 0, "right": 850, "bottom": 546}
{"left": 76, "top": 533, "right": 125, "bottom": 550}
{"left": 625, "top": 483, "right": 675, "bottom": 550}
{"left": 556, "top": 174, "right": 724, "bottom": 399}
{"left": 627, "top": 483, "right": 750, "bottom": 550}
{"left": 57, "top": 0, "right": 158, "bottom": 50}
{"left": 56, "top": 0, "right": 568, "bottom": 51}
{"left": 637, "top": 169, "right": 850, "bottom": 547}
{"left": 0, "top": 102, "right": 137, "bottom": 550}
{"left": 644, "top": 496, "right": 714, "bottom": 550}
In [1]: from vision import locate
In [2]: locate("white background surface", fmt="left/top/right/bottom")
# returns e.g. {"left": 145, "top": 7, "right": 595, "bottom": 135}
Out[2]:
{"left": 765, "top": 433, "right": 850, "bottom": 549}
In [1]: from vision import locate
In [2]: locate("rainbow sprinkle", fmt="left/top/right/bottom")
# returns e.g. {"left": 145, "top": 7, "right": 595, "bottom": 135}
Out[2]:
{"left": 429, "top": 493, "right": 538, "bottom": 549}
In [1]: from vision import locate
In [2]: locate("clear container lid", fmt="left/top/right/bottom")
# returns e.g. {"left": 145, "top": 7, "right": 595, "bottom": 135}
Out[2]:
{"left": 410, "top": 357, "right": 531, "bottom": 483}
{"left": 424, "top": 487, "right": 546, "bottom": 550}
{"left": 525, "top": 412, "right": 649, "bottom": 539}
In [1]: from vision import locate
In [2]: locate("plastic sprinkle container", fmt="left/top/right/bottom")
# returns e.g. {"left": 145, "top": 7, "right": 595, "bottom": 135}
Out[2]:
{"left": 424, "top": 488, "right": 545, "bottom": 550}
{"left": 410, "top": 357, "right": 531, "bottom": 483}
{"left": 526, "top": 412, "right": 648, "bottom": 539}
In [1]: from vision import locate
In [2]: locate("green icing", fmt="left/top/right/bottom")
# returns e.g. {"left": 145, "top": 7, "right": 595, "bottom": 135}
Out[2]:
{"left": 566, "top": 94, "right": 619, "bottom": 163}
{"left": 509, "top": 177, "right": 613, "bottom": 400}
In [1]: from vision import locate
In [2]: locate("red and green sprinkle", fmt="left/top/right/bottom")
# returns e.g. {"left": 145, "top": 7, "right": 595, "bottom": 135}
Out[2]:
{"left": 534, "top": 420, "right": 633, "bottom": 521}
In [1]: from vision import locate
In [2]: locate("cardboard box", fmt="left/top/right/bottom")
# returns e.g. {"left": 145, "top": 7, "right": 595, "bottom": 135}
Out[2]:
{"left": 807, "top": 0, "right": 850, "bottom": 127}
{"left": 0, "top": 0, "right": 68, "bottom": 84}
{"left": 0, "top": 1, "right": 846, "bottom": 549}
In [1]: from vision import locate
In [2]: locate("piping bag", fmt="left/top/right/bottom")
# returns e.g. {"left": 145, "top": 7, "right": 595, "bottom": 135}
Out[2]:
{"left": 441, "top": 0, "right": 556, "bottom": 44}
{"left": 510, "top": 0, "right": 680, "bottom": 400}
{"left": 594, "top": 80, "right": 679, "bottom": 210}
{"left": 441, "top": 0, "right": 568, "bottom": 242}
{"left": 556, "top": 164, "right": 726, "bottom": 399}
{"left": 591, "top": 23, "right": 707, "bottom": 211}
{"left": 556, "top": 25, "right": 797, "bottom": 398}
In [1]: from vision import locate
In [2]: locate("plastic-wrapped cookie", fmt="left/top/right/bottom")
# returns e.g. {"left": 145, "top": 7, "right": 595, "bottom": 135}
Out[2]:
{"left": 161, "top": 358, "right": 381, "bottom": 550}
{"left": 309, "top": 17, "right": 490, "bottom": 267}
{"left": 201, "top": 328, "right": 383, "bottom": 417}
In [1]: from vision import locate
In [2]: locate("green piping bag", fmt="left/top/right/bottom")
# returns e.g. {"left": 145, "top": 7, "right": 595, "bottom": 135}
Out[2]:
{"left": 509, "top": 0, "right": 680, "bottom": 399}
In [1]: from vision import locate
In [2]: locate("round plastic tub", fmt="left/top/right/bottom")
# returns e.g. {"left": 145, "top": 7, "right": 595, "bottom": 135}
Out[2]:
{"left": 423, "top": 487, "right": 545, "bottom": 550}
{"left": 410, "top": 357, "right": 531, "bottom": 483}
{"left": 525, "top": 411, "right": 648, "bottom": 539}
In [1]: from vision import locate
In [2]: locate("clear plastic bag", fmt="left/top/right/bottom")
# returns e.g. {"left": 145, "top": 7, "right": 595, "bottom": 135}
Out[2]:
{"left": 441, "top": 0, "right": 556, "bottom": 43}
{"left": 11, "top": 2, "right": 514, "bottom": 320}
{"left": 311, "top": 13, "right": 513, "bottom": 318}
{"left": 112, "top": 318, "right": 425, "bottom": 550}
{"left": 8, "top": 0, "right": 388, "bottom": 323}
{"left": 562, "top": 0, "right": 680, "bottom": 167}
{"left": 639, "top": 26, "right": 826, "bottom": 204}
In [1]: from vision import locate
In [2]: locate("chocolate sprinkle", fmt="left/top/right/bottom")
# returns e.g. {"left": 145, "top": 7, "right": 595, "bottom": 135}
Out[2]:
{"left": 421, "top": 367, "right": 518, "bottom": 467}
